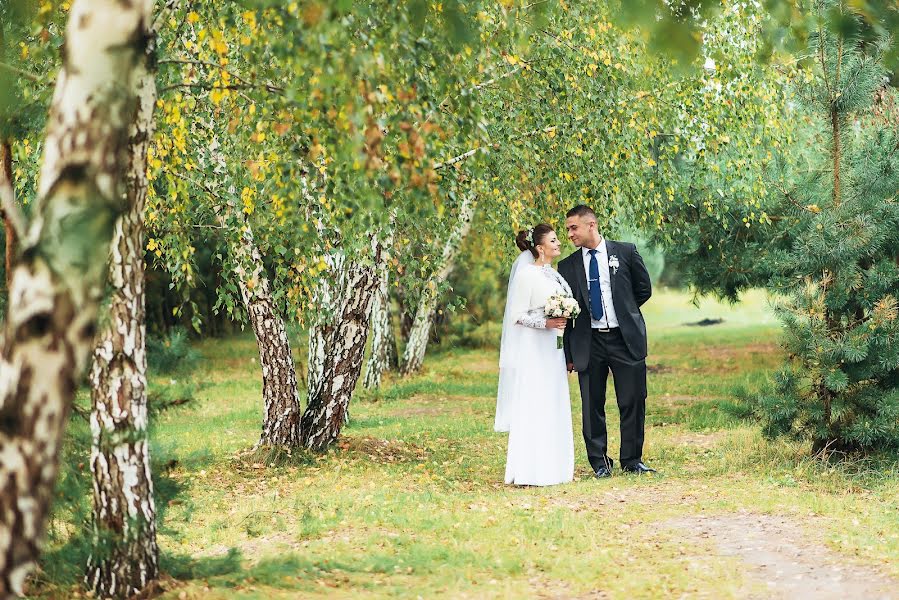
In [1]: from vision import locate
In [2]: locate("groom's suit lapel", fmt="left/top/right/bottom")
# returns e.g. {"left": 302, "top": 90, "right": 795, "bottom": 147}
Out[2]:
{"left": 605, "top": 240, "right": 617, "bottom": 298}
{"left": 571, "top": 250, "right": 589, "bottom": 306}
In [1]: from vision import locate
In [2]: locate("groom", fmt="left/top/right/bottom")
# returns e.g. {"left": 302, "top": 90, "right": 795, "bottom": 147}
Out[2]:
{"left": 559, "top": 205, "right": 655, "bottom": 478}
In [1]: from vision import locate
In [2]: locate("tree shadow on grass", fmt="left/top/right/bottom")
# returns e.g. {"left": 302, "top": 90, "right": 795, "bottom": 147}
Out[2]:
{"left": 164, "top": 549, "right": 309, "bottom": 592}
{"left": 162, "top": 548, "right": 439, "bottom": 594}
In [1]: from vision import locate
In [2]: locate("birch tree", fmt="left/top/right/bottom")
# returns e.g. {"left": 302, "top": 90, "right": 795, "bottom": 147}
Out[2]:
{"left": 0, "top": 0, "right": 154, "bottom": 595}
{"left": 400, "top": 193, "right": 476, "bottom": 375}
{"left": 145, "top": 4, "right": 309, "bottom": 448}
{"left": 300, "top": 243, "right": 382, "bottom": 449}
{"left": 85, "top": 7, "right": 160, "bottom": 596}
{"left": 362, "top": 234, "right": 397, "bottom": 390}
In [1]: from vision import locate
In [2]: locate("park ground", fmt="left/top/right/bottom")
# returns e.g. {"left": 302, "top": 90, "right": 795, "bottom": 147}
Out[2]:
{"left": 40, "top": 289, "right": 899, "bottom": 599}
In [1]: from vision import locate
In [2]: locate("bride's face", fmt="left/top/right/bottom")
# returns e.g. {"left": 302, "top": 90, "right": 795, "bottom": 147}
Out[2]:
{"left": 537, "top": 231, "right": 563, "bottom": 260}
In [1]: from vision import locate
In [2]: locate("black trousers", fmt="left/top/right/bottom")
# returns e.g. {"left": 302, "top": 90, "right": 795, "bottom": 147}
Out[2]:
{"left": 577, "top": 328, "right": 647, "bottom": 471}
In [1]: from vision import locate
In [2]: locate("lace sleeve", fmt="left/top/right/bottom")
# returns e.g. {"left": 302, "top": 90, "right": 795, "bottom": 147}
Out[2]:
{"left": 517, "top": 307, "right": 546, "bottom": 329}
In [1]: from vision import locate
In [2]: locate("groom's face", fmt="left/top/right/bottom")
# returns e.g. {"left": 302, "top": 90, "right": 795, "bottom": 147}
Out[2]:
{"left": 565, "top": 215, "right": 596, "bottom": 248}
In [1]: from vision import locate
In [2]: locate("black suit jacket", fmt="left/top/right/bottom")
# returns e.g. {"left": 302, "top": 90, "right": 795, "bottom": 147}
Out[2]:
{"left": 559, "top": 241, "right": 652, "bottom": 370}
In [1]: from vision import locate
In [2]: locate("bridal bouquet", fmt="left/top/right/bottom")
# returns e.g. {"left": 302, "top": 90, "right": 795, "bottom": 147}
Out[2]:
{"left": 545, "top": 294, "right": 580, "bottom": 348}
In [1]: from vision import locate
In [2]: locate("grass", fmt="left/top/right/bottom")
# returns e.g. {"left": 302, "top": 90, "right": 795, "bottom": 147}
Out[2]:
{"left": 35, "top": 288, "right": 899, "bottom": 599}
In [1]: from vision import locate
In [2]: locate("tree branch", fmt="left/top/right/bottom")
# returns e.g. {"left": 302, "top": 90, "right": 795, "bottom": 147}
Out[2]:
{"left": 159, "top": 58, "right": 282, "bottom": 93}
{"left": 433, "top": 126, "right": 557, "bottom": 170}
{"left": 472, "top": 65, "right": 522, "bottom": 91}
{"left": 160, "top": 81, "right": 284, "bottom": 94}
{"left": 153, "top": 0, "right": 190, "bottom": 30}
{"left": 0, "top": 60, "right": 42, "bottom": 83}
{"left": 517, "top": 0, "right": 551, "bottom": 10}
{"left": 166, "top": 169, "right": 224, "bottom": 201}
{"left": 190, "top": 223, "right": 225, "bottom": 229}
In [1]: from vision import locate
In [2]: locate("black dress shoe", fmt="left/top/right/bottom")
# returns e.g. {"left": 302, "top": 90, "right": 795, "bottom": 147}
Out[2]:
{"left": 594, "top": 465, "right": 613, "bottom": 478}
{"left": 622, "top": 462, "right": 657, "bottom": 475}
{"left": 594, "top": 458, "right": 614, "bottom": 478}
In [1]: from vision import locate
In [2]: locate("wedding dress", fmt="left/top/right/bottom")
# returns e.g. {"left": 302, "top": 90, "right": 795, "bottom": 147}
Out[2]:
{"left": 496, "top": 252, "right": 575, "bottom": 486}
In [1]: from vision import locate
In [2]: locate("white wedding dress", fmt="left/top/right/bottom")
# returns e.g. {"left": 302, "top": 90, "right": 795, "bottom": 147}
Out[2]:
{"left": 495, "top": 253, "right": 575, "bottom": 486}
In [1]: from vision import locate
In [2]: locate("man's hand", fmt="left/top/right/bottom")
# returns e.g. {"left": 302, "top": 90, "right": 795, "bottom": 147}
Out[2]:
{"left": 567, "top": 362, "right": 575, "bottom": 373}
{"left": 545, "top": 317, "right": 567, "bottom": 330}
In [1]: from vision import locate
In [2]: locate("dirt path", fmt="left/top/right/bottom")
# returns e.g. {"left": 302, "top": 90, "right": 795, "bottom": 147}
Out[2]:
{"left": 668, "top": 512, "right": 898, "bottom": 599}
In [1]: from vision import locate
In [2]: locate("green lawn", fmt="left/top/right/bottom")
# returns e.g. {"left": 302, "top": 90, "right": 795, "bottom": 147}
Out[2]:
{"left": 38, "top": 289, "right": 899, "bottom": 599}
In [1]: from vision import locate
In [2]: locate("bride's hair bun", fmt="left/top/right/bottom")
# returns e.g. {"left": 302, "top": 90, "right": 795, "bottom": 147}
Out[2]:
{"left": 515, "top": 224, "right": 554, "bottom": 258}
{"left": 515, "top": 229, "right": 533, "bottom": 252}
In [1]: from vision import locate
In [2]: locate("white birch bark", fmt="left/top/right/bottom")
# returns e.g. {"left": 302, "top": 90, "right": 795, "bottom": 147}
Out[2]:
{"left": 230, "top": 220, "right": 303, "bottom": 447}
{"left": 300, "top": 239, "right": 385, "bottom": 450}
{"left": 306, "top": 252, "right": 345, "bottom": 400}
{"left": 85, "top": 18, "right": 159, "bottom": 597}
{"left": 0, "top": 1, "right": 152, "bottom": 595}
{"left": 401, "top": 194, "right": 476, "bottom": 375}
{"left": 362, "top": 268, "right": 397, "bottom": 390}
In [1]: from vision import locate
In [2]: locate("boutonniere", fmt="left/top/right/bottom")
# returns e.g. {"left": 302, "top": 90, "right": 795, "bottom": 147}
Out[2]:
{"left": 608, "top": 255, "right": 620, "bottom": 274}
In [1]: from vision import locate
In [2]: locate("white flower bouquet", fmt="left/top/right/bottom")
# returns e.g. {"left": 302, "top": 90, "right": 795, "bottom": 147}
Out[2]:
{"left": 545, "top": 294, "right": 581, "bottom": 348}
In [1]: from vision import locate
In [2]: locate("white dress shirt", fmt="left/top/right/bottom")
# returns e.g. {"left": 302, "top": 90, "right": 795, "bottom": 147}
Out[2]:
{"left": 581, "top": 240, "right": 619, "bottom": 329}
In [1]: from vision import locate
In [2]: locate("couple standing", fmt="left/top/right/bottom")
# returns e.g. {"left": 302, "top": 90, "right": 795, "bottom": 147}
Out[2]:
{"left": 495, "top": 205, "right": 655, "bottom": 486}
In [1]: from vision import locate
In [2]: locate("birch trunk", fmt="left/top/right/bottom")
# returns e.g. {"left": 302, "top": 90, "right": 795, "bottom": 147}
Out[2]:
{"left": 306, "top": 322, "right": 327, "bottom": 397}
{"left": 0, "top": 142, "right": 14, "bottom": 289}
{"left": 230, "top": 223, "right": 302, "bottom": 447}
{"left": 203, "top": 142, "right": 303, "bottom": 447}
{"left": 306, "top": 253, "right": 344, "bottom": 400}
{"left": 85, "top": 22, "right": 158, "bottom": 598}
{"left": 401, "top": 194, "right": 476, "bottom": 375}
{"left": 0, "top": 1, "right": 151, "bottom": 595}
{"left": 362, "top": 272, "right": 397, "bottom": 390}
{"left": 300, "top": 245, "right": 382, "bottom": 450}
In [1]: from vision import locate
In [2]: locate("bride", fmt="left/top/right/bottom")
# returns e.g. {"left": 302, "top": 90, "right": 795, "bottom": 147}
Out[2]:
{"left": 495, "top": 223, "right": 575, "bottom": 486}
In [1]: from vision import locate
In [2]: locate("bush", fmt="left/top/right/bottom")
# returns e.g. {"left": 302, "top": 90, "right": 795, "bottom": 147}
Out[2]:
{"left": 148, "top": 379, "right": 199, "bottom": 413}
{"left": 147, "top": 327, "right": 200, "bottom": 375}
{"left": 441, "top": 321, "right": 503, "bottom": 350}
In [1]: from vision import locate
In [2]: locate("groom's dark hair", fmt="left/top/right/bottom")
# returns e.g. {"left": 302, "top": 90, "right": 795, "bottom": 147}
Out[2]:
{"left": 566, "top": 205, "right": 596, "bottom": 219}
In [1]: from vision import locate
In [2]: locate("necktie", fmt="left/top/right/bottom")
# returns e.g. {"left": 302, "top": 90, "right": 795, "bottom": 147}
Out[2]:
{"left": 588, "top": 249, "right": 603, "bottom": 321}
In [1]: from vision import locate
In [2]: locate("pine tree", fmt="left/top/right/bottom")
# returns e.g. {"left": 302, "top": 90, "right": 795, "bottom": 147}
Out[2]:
{"left": 756, "top": 2, "right": 899, "bottom": 453}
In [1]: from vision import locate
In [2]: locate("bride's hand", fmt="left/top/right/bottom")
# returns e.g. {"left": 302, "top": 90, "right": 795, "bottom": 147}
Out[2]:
{"left": 546, "top": 317, "right": 567, "bottom": 330}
